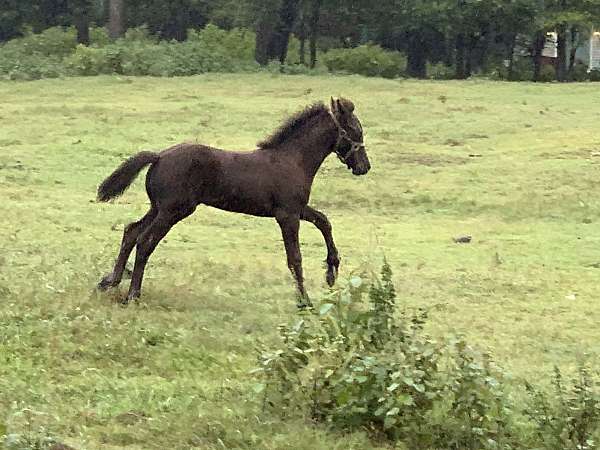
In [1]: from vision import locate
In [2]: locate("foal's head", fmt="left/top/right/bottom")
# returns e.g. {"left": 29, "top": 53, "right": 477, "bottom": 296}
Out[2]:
{"left": 329, "top": 97, "right": 371, "bottom": 176}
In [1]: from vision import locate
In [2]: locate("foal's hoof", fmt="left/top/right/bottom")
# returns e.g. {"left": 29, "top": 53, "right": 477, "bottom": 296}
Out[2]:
{"left": 296, "top": 301, "right": 313, "bottom": 311}
{"left": 97, "top": 274, "right": 118, "bottom": 291}
{"left": 326, "top": 266, "right": 338, "bottom": 287}
{"left": 122, "top": 291, "right": 139, "bottom": 306}
{"left": 297, "top": 296, "right": 313, "bottom": 310}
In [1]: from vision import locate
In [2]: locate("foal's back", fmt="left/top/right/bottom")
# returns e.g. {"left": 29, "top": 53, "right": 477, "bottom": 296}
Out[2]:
{"left": 146, "top": 143, "right": 307, "bottom": 217}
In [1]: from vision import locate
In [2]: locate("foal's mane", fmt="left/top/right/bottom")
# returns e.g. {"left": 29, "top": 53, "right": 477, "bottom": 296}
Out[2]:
{"left": 257, "top": 102, "right": 327, "bottom": 150}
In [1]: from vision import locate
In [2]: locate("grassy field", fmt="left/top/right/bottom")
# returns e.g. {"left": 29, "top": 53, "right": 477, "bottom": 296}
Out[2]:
{"left": 2, "top": 73, "right": 600, "bottom": 449}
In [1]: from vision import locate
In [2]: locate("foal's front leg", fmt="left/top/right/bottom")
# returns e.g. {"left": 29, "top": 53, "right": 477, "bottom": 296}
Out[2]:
{"left": 275, "top": 210, "right": 311, "bottom": 307}
{"left": 301, "top": 205, "right": 340, "bottom": 287}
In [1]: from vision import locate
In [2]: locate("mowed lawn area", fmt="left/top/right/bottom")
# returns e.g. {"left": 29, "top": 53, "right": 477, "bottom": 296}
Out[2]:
{"left": 2, "top": 74, "right": 600, "bottom": 449}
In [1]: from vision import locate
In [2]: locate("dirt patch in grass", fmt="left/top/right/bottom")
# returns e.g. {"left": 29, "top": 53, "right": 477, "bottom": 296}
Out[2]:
{"left": 394, "top": 152, "right": 469, "bottom": 166}
{"left": 538, "top": 148, "right": 600, "bottom": 160}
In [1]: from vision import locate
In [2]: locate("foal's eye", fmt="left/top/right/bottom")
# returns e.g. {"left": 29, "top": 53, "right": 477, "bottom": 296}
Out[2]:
{"left": 353, "top": 120, "right": 363, "bottom": 135}
{"left": 351, "top": 124, "right": 362, "bottom": 135}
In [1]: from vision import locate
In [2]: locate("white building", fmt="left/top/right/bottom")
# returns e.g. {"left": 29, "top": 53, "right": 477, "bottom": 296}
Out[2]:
{"left": 543, "top": 30, "right": 600, "bottom": 71}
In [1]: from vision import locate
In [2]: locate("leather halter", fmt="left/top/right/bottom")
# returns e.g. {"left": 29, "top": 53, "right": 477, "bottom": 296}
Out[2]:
{"left": 328, "top": 110, "right": 364, "bottom": 163}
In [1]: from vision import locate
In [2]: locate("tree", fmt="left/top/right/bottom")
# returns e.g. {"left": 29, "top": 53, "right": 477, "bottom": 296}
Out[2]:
{"left": 70, "top": 0, "right": 93, "bottom": 45}
{"left": 253, "top": 0, "right": 281, "bottom": 65}
{"left": 308, "top": 0, "right": 321, "bottom": 68}
{"left": 252, "top": 0, "right": 302, "bottom": 66}
{"left": 276, "top": 0, "right": 301, "bottom": 64}
{"left": 360, "top": 0, "right": 453, "bottom": 78}
{"left": 108, "top": 0, "right": 125, "bottom": 38}
{"left": 0, "top": 0, "right": 27, "bottom": 41}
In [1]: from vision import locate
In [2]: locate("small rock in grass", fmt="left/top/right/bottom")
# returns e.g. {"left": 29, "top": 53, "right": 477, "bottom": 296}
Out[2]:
{"left": 453, "top": 235, "right": 472, "bottom": 244}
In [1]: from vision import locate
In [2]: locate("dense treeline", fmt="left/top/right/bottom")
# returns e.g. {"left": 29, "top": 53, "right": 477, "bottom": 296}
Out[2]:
{"left": 2, "top": 0, "right": 600, "bottom": 81}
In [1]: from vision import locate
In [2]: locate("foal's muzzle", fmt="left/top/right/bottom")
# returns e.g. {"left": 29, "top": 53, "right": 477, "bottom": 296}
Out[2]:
{"left": 349, "top": 146, "right": 371, "bottom": 176}
{"left": 352, "top": 165, "right": 370, "bottom": 176}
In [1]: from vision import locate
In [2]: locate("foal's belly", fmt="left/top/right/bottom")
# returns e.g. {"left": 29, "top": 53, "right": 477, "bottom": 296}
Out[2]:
{"left": 202, "top": 191, "right": 275, "bottom": 217}
{"left": 195, "top": 160, "right": 277, "bottom": 217}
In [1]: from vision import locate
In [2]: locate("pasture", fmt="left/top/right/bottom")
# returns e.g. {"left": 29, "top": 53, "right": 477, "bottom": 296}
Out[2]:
{"left": 1, "top": 74, "right": 600, "bottom": 449}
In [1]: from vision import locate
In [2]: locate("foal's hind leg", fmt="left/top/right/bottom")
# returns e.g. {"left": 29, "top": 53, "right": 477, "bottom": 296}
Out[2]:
{"left": 125, "top": 204, "right": 195, "bottom": 303}
{"left": 301, "top": 206, "right": 340, "bottom": 287}
{"left": 98, "top": 208, "right": 157, "bottom": 291}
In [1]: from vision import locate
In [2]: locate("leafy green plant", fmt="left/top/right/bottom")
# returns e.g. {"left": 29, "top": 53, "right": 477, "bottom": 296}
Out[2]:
{"left": 438, "top": 341, "right": 513, "bottom": 449}
{"left": 0, "top": 26, "right": 75, "bottom": 80}
{"left": 0, "top": 25, "right": 259, "bottom": 80}
{"left": 589, "top": 69, "right": 600, "bottom": 81}
{"left": 538, "top": 64, "right": 557, "bottom": 82}
{"left": 322, "top": 44, "right": 406, "bottom": 78}
{"left": 3, "top": 408, "right": 59, "bottom": 450}
{"left": 525, "top": 364, "right": 600, "bottom": 450}
{"left": 427, "top": 62, "right": 455, "bottom": 80}
{"left": 569, "top": 64, "right": 590, "bottom": 82}
{"left": 254, "top": 262, "right": 514, "bottom": 447}
{"left": 1, "top": 26, "right": 78, "bottom": 57}
{"left": 65, "top": 44, "right": 116, "bottom": 76}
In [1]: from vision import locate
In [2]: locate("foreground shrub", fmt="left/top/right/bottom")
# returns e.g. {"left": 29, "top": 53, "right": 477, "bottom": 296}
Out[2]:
{"left": 525, "top": 365, "right": 600, "bottom": 450}
{"left": 254, "top": 262, "right": 600, "bottom": 448}
{"left": 254, "top": 263, "right": 514, "bottom": 448}
{"left": 322, "top": 44, "right": 405, "bottom": 78}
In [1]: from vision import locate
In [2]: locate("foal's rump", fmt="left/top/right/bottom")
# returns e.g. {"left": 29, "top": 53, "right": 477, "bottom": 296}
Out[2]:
{"left": 97, "top": 143, "right": 216, "bottom": 204}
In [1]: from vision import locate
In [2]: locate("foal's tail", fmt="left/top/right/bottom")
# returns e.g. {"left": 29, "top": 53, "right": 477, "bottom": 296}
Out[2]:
{"left": 97, "top": 151, "right": 159, "bottom": 202}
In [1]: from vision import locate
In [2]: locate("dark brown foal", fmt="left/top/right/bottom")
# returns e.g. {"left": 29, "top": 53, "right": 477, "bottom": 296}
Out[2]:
{"left": 97, "top": 97, "right": 371, "bottom": 306}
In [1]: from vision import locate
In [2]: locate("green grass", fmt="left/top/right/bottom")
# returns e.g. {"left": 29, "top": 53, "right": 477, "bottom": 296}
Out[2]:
{"left": 2, "top": 73, "right": 600, "bottom": 449}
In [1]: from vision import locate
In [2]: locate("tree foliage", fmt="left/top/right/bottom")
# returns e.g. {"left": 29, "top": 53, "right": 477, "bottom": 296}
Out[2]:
{"left": 3, "top": 0, "right": 600, "bottom": 80}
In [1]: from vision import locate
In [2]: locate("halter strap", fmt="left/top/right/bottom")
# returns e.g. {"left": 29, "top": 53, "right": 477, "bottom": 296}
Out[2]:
{"left": 328, "top": 110, "right": 364, "bottom": 163}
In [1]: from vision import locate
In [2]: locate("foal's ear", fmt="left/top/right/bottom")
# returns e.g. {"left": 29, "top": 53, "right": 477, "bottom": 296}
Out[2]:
{"left": 339, "top": 97, "right": 355, "bottom": 114}
{"left": 330, "top": 96, "right": 338, "bottom": 114}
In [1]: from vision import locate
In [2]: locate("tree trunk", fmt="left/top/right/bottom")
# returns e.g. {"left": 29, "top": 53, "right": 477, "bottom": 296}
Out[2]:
{"left": 477, "top": 24, "right": 493, "bottom": 73}
{"left": 299, "top": 36, "right": 306, "bottom": 65}
{"left": 406, "top": 31, "right": 427, "bottom": 78}
{"left": 556, "top": 23, "right": 567, "bottom": 81}
{"left": 298, "top": 7, "right": 306, "bottom": 65}
{"left": 172, "top": 8, "right": 189, "bottom": 41}
{"left": 507, "top": 33, "right": 517, "bottom": 80}
{"left": 108, "top": 0, "right": 125, "bottom": 39}
{"left": 73, "top": 3, "right": 90, "bottom": 45}
{"left": 255, "top": 16, "right": 275, "bottom": 65}
{"left": 532, "top": 31, "right": 545, "bottom": 82}
{"left": 277, "top": 0, "right": 300, "bottom": 65}
{"left": 309, "top": 0, "right": 321, "bottom": 69}
{"left": 455, "top": 33, "right": 466, "bottom": 79}
{"left": 254, "top": 0, "right": 301, "bottom": 67}
{"left": 465, "top": 34, "right": 478, "bottom": 78}
{"left": 568, "top": 25, "right": 578, "bottom": 75}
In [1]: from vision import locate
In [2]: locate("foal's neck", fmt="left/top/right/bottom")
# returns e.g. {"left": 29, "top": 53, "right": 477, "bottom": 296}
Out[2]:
{"left": 279, "top": 112, "right": 337, "bottom": 180}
